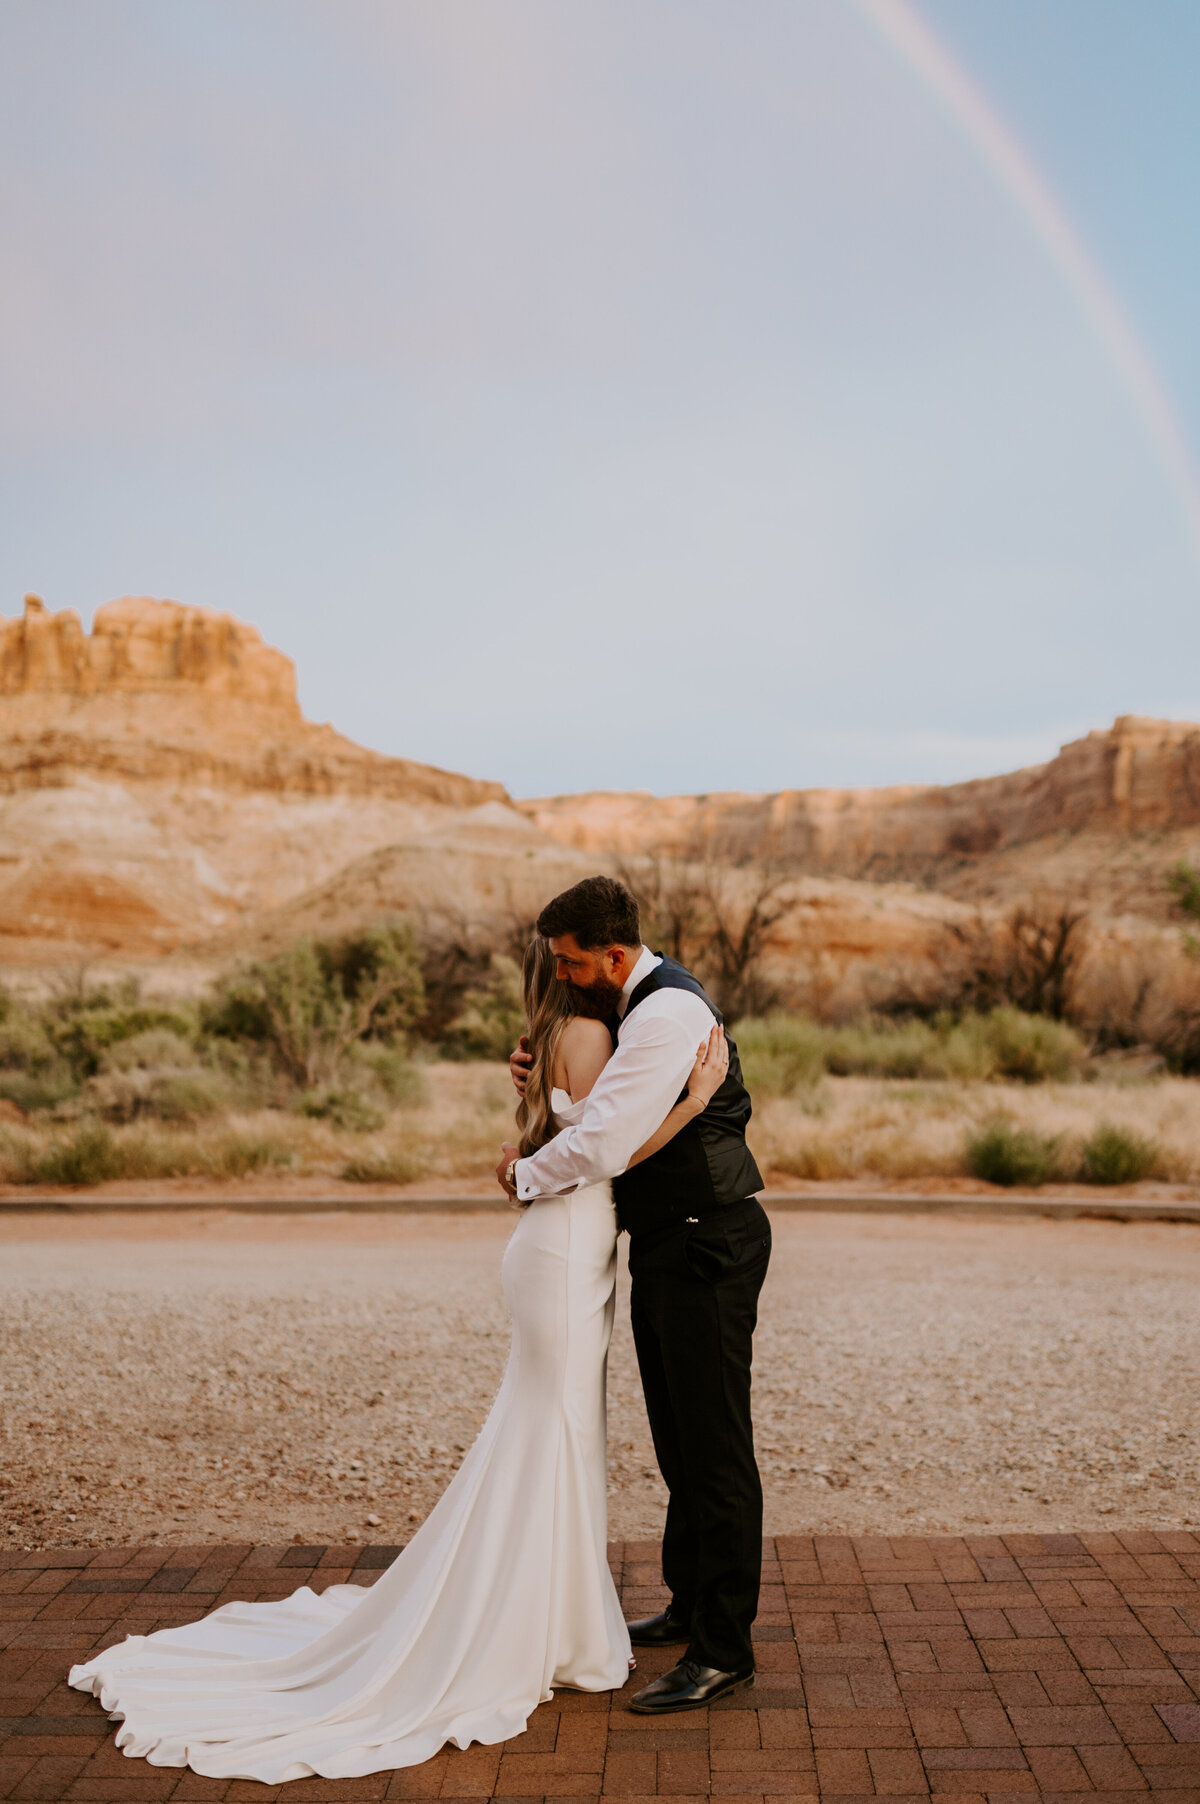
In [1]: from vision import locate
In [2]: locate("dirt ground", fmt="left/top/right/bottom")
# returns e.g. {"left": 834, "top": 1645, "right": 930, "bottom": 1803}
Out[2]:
{"left": 2, "top": 1208, "right": 1198, "bottom": 1549}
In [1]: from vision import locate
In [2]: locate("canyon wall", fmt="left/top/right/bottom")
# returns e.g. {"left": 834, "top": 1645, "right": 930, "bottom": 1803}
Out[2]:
{"left": 520, "top": 716, "right": 1200, "bottom": 876}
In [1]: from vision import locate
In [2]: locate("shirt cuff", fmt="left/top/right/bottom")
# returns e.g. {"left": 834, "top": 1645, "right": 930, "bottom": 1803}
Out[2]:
{"left": 515, "top": 1158, "right": 574, "bottom": 1202}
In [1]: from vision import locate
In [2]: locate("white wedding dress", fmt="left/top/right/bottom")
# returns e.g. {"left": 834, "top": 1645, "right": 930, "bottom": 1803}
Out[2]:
{"left": 69, "top": 1090, "right": 631, "bottom": 1783}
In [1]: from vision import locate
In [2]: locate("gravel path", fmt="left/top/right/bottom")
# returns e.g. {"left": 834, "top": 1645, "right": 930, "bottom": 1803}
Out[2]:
{"left": 2, "top": 1209, "right": 1198, "bottom": 1548}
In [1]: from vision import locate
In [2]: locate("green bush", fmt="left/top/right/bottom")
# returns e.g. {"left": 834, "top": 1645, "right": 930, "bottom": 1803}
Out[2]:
{"left": 966, "top": 1119, "right": 1063, "bottom": 1187}
{"left": 1079, "top": 1123, "right": 1161, "bottom": 1185}
{"left": 824, "top": 1017, "right": 941, "bottom": 1079}
{"left": 353, "top": 1044, "right": 428, "bottom": 1107}
{"left": 735, "top": 1007, "right": 1087, "bottom": 1090}
{"left": 207, "top": 920, "right": 423, "bottom": 1086}
{"left": 976, "top": 1008, "right": 1083, "bottom": 1083}
{"left": 146, "top": 1071, "right": 230, "bottom": 1123}
{"left": 736, "top": 1014, "right": 827, "bottom": 1097}
{"left": 30, "top": 1124, "right": 120, "bottom": 1187}
{"left": 442, "top": 956, "right": 525, "bottom": 1061}
{"left": 0, "top": 1069, "right": 79, "bottom": 1113}
{"left": 48, "top": 1006, "right": 196, "bottom": 1078}
{"left": 0, "top": 1014, "right": 59, "bottom": 1073}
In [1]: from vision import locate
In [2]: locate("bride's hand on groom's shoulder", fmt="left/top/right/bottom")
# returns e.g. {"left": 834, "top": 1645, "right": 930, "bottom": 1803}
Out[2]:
{"left": 509, "top": 1034, "right": 532, "bottom": 1095}
{"left": 687, "top": 1024, "right": 728, "bottom": 1108}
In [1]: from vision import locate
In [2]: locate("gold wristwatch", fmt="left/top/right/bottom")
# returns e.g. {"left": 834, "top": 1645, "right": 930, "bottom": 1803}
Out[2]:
{"left": 505, "top": 1159, "right": 519, "bottom": 1195}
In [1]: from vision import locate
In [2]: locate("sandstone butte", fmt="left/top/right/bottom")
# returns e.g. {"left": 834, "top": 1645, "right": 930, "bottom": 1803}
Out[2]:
{"left": 1, "top": 592, "right": 1198, "bottom": 970}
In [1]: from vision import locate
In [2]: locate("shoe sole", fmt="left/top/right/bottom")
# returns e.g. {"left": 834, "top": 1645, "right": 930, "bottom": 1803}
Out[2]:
{"left": 628, "top": 1673, "right": 754, "bottom": 1714}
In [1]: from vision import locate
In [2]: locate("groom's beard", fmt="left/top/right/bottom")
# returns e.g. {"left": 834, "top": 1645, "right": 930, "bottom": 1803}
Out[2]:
{"left": 568, "top": 974, "right": 622, "bottom": 1020}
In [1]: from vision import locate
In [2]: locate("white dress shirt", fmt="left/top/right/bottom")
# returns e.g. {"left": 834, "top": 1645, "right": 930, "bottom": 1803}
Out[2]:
{"left": 515, "top": 946, "right": 716, "bottom": 1202}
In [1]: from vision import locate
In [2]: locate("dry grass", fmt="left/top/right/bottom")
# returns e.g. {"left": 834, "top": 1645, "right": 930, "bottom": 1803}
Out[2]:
{"left": 2, "top": 1058, "right": 1198, "bottom": 1190}
{"left": 752, "top": 1074, "right": 1200, "bottom": 1185}
{"left": 0, "top": 1061, "right": 516, "bottom": 1188}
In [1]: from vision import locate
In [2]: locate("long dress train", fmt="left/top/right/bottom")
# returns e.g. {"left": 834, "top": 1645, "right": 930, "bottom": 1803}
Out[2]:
{"left": 68, "top": 1093, "right": 630, "bottom": 1783}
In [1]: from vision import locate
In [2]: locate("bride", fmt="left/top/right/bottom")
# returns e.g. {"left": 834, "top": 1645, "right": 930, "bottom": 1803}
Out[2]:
{"left": 69, "top": 935, "right": 729, "bottom": 1784}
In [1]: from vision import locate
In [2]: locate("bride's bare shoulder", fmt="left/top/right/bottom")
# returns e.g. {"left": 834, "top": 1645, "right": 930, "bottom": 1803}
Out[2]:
{"left": 555, "top": 1016, "right": 613, "bottom": 1098}
{"left": 560, "top": 1017, "right": 612, "bottom": 1057}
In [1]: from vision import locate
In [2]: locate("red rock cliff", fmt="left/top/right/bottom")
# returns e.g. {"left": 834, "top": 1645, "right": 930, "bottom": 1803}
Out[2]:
{"left": 0, "top": 596, "right": 506, "bottom": 807}
{"left": 520, "top": 717, "right": 1200, "bottom": 873}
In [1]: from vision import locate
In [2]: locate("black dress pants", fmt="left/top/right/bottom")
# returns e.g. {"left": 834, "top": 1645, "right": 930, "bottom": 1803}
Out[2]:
{"left": 627, "top": 1197, "right": 771, "bottom": 1674}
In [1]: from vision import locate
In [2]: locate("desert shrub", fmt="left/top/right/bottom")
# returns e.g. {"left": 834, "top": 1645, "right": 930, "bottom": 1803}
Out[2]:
{"left": 198, "top": 1131, "right": 294, "bottom": 1178}
{"left": 972, "top": 1007, "right": 1084, "bottom": 1083}
{"left": 736, "top": 1014, "right": 827, "bottom": 1097}
{"left": 442, "top": 956, "right": 524, "bottom": 1061}
{"left": 0, "top": 1013, "right": 59, "bottom": 1072}
{"left": 83, "top": 1029, "right": 233, "bottom": 1123}
{"left": 84, "top": 1068, "right": 230, "bottom": 1124}
{"left": 207, "top": 921, "right": 423, "bottom": 1087}
{"left": 47, "top": 1006, "right": 196, "bottom": 1078}
{"left": 341, "top": 1147, "right": 426, "bottom": 1184}
{"left": 965, "top": 1119, "right": 1063, "bottom": 1187}
{"left": 353, "top": 1044, "right": 428, "bottom": 1106}
{"left": 737, "top": 1007, "right": 1085, "bottom": 1090}
{"left": 146, "top": 1071, "right": 230, "bottom": 1122}
{"left": 824, "top": 1017, "right": 940, "bottom": 1079}
{"left": 101, "top": 1028, "right": 195, "bottom": 1072}
{"left": 293, "top": 1087, "right": 384, "bottom": 1132}
{"left": 1078, "top": 1123, "right": 1161, "bottom": 1186}
{"left": 30, "top": 1123, "right": 120, "bottom": 1187}
{"left": 0, "top": 1068, "right": 79, "bottom": 1112}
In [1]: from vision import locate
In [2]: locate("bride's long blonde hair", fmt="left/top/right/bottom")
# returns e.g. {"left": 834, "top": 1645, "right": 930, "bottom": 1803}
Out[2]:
{"left": 515, "top": 936, "right": 579, "bottom": 1164}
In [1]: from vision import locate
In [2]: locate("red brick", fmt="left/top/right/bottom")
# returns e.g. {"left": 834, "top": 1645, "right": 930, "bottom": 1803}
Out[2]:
{"left": 814, "top": 1745, "right": 871, "bottom": 1792}
{"left": 1023, "top": 1744, "right": 1093, "bottom": 1789}
{"left": 909, "top": 1707, "right": 967, "bottom": 1747}
{"left": 758, "top": 1710, "right": 811, "bottom": 1752}
{"left": 439, "top": 1744, "right": 503, "bottom": 1797}
{"left": 1077, "top": 1741, "right": 1149, "bottom": 1788}
{"left": 867, "top": 1746, "right": 928, "bottom": 1793}
{"left": 1008, "top": 1705, "right": 1120, "bottom": 1745}
{"left": 496, "top": 1751, "right": 609, "bottom": 1795}
{"left": 602, "top": 1749, "right": 657, "bottom": 1794}
{"left": 656, "top": 1748, "right": 710, "bottom": 1794}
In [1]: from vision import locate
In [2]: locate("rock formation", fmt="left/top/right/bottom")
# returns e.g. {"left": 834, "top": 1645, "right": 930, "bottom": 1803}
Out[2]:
{"left": 0, "top": 596, "right": 513, "bottom": 960}
{"left": 520, "top": 716, "right": 1200, "bottom": 884}
{"left": 3, "top": 591, "right": 1199, "bottom": 976}
{"left": 1, "top": 595, "right": 506, "bottom": 805}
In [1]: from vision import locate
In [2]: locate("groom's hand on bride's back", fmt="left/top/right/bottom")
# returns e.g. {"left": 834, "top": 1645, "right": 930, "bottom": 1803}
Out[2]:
{"left": 510, "top": 1034, "right": 533, "bottom": 1096}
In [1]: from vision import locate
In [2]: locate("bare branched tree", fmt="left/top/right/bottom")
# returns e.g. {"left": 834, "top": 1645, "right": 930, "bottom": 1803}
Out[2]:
{"left": 945, "top": 895, "right": 1089, "bottom": 1020}
{"left": 619, "top": 841, "right": 791, "bottom": 1019}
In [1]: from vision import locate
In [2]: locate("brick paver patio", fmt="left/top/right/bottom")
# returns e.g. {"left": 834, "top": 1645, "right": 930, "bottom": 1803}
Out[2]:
{"left": 2, "top": 1533, "right": 1199, "bottom": 1802}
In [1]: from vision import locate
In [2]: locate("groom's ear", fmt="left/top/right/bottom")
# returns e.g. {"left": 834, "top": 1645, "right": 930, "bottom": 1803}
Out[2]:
{"left": 607, "top": 944, "right": 632, "bottom": 979}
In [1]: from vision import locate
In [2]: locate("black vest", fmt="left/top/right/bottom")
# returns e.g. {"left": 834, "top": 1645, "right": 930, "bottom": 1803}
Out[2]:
{"left": 611, "top": 956, "right": 764, "bottom": 1237}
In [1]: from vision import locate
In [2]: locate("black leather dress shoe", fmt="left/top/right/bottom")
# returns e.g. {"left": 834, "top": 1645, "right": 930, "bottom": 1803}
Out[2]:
{"left": 625, "top": 1609, "right": 691, "bottom": 1647}
{"left": 629, "top": 1658, "right": 755, "bottom": 1714}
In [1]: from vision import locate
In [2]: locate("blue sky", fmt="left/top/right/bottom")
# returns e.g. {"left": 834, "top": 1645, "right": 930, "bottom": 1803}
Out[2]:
{"left": 1, "top": 0, "right": 1198, "bottom": 798}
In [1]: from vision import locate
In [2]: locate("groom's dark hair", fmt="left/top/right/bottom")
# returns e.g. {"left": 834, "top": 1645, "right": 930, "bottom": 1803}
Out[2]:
{"left": 536, "top": 875, "right": 640, "bottom": 950}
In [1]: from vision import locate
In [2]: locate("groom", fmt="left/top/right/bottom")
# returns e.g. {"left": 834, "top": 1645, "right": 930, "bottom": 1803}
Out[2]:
{"left": 499, "top": 875, "right": 770, "bottom": 1714}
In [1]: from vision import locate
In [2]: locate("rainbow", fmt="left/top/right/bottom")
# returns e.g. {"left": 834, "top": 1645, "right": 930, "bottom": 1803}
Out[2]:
{"left": 849, "top": 0, "right": 1200, "bottom": 564}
